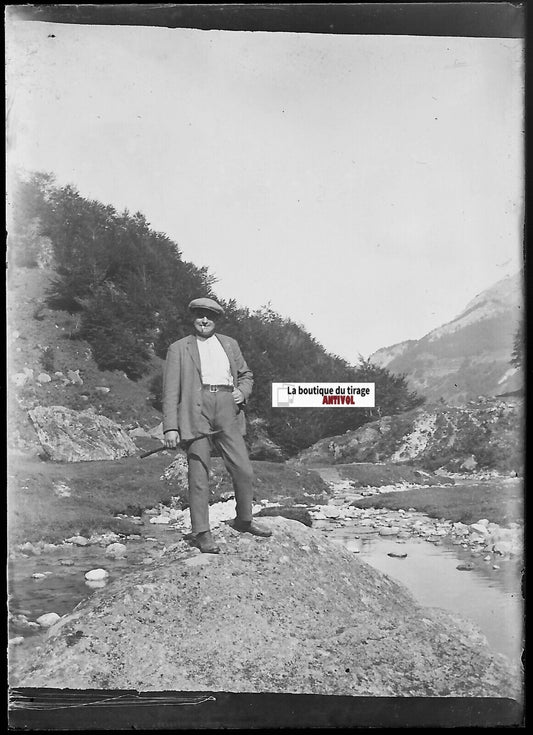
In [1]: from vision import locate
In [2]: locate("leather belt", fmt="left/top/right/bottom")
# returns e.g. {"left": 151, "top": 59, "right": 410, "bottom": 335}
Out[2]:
{"left": 202, "top": 384, "right": 234, "bottom": 392}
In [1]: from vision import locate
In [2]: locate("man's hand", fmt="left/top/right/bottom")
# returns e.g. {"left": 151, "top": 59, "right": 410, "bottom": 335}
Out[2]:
{"left": 164, "top": 430, "right": 180, "bottom": 449}
{"left": 232, "top": 388, "right": 245, "bottom": 405}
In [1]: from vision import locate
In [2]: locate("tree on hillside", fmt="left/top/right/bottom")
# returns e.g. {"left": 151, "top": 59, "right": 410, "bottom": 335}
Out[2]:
{"left": 8, "top": 171, "right": 56, "bottom": 267}
{"left": 11, "top": 172, "right": 214, "bottom": 380}
{"left": 216, "top": 304, "right": 425, "bottom": 455}
{"left": 354, "top": 358, "right": 426, "bottom": 417}
{"left": 12, "top": 170, "right": 425, "bottom": 445}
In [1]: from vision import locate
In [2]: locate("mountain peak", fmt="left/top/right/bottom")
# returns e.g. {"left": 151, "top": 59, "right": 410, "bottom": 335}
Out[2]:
{"left": 370, "top": 272, "right": 523, "bottom": 404}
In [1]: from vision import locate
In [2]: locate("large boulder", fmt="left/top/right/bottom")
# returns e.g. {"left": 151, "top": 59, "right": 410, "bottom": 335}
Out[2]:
{"left": 9, "top": 518, "right": 521, "bottom": 698}
{"left": 28, "top": 406, "right": 138, "bottom": 462}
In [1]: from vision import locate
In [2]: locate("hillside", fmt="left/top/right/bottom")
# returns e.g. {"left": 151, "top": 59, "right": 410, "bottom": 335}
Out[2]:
{"left": 7, "top": 172, "right": 424, "bottom": 458}
{"left": 294, "top": 398, "right": 523, "bottom": 475}
{"left": 7, "top": 265, "right": 164, "bottom": 455}
{"left": 369, "top": 273, "right": 524, "bottom": 404}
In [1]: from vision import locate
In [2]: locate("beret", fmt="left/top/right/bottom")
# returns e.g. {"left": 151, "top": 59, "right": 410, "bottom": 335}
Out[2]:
{"left": 188, "top": 297, "right": 225, "bottom": 315}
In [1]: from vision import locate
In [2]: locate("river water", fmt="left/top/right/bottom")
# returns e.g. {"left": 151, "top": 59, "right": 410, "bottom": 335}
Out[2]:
{"left": 8, "top": 506, "right": 524, "bottom": 671}
{"left": 323, "top": 525, "right": 523, "bottom": 665}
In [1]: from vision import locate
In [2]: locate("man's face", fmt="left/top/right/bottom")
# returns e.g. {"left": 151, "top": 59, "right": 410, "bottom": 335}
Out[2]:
{"left": 192, "top": 309, "right": 218, "bottom": 339}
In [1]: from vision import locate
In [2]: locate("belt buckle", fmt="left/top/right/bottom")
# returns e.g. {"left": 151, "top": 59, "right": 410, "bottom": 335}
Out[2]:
{"left": 209, "top": 385, "right": 218, "bottom": 393}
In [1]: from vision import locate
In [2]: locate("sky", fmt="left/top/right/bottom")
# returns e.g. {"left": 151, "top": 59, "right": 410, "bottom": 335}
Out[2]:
{"left": 6, "top": 17, "right": 524, "bottom": 363}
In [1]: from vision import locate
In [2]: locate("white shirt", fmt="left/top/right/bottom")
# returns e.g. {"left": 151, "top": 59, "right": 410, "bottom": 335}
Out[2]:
{"left": 196, "top": 335, "right": 233, "bottom": 386}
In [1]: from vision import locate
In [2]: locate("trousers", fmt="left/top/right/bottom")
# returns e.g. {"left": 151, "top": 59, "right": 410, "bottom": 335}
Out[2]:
{"left": 187, "top": 389, "right": 253, "bottom": 533}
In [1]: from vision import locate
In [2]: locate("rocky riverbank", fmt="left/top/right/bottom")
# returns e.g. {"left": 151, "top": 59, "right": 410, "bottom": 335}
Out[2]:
{"left": 8, "top": 517, "right": 522, "bottom": 698}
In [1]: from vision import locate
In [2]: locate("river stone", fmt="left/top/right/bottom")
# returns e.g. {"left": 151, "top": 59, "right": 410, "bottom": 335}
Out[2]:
{"left": 12, "top": 372, "right": 30, "bottom": 387}
{"left": 254, "top": 506, "right": 312, "bottom": 527}
{"left": 9, "top": 518, "right": 521, "bottom": 700}
{"left": 10, "top": 615, "right": 36, "bottom": 632}
{"left": 59, "top": 559, "right": 75, "bottom": 566}
{"left": 28, "top": 406, "right": 138, "bottom": 462}
{"left": 470, "top": 523, "right": 490, "bottom": 536}
{"left": 379, "top": 527, "right": 400, "bottom": 536}
{"left": 85, "top": 569, "right": 109, "bottom": 581}
{"left": 31, "top": 573, "right": 47, "bottom": 580}
{"left": 456, "top": 562, "right": 475, "bottom": 571}
{"left": 9, "top": 637, "right": 24, "bottom": 646}
{"left": 36, "top": 613, "right": 60, "bottom": 628}
{"left": 493, "top": 540, "right": 519, "bottom": 557}
{"left": 18, "top": 542, "right": 41, "bottom": 556}
{"left": 387, "top": 552, "right": 408, "bottom": 559}
{"left": 67, "top": 370, "right": 83, "bottom": 385}
{"left": 105, "top": 543, "right": 128, "bottom": 559}
{"left": 66, "top": 536, "right": 90, "bottom": 547}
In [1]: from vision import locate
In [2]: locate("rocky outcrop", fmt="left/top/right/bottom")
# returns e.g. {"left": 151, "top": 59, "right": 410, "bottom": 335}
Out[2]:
{"left": 9, "top": 518, "right": 521, "bottom": 698}
{"left": 28, "top": 406, "right": 138, "bottom": 462}
{"left": 295, "top": 399, "right": 523, "bottom": 474}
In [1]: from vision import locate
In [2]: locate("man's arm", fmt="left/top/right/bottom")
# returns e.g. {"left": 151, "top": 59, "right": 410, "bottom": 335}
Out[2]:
{"left": 232, "top": 339, "right": 253, "bottom": 403}
{"left": 162, "top": 343, "right": 181, "bottom": 438}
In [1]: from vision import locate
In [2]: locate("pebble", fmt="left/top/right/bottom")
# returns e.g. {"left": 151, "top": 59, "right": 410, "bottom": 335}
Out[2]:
{"left": 66, "top": 536, "right": 90, "bottom": 547}
{"left": 18, "top": 542, "right": 41, "bottom": 556}
{"left": 36, "top": 612, "right": 60, "bottom": 628}
{"left": 456, "top": 562, "right": 474, "bottom": 571}
{"left": 387, "top": 552, "right": 408, "bottom": 559}
{"left": 397, "top": 531, "right": 411, "bottom": 539}
{"left": 31, "top": 573, "right": 47, "bottom": 580}
{"left": 378, "top": 527, "right": 399, "bottom": 536}
{"left": 84, "top": 568, "right": 109, "bottom": 581}
{"left": 59, "top": 559, "right": 74, "bottom": 566}
{"left": 492, "top": 565, "right": 500, "bottom": 570}
{"left": 105, "top": 542, "right": 127, "bottom": 558}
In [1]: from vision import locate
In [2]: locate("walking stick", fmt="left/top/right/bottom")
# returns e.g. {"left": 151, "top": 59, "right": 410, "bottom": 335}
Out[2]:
{"left": 140, "top": 429, "right": 223, "bottom": 459}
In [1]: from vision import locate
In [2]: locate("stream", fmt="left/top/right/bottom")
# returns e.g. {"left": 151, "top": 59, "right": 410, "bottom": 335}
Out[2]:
{"left": 8, "top": 499, "right": 524, "bottom": 671}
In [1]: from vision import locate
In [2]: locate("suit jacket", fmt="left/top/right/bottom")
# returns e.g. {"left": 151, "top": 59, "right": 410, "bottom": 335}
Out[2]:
{"left": 162, "top": 333, "right": 253, "bottom": 440}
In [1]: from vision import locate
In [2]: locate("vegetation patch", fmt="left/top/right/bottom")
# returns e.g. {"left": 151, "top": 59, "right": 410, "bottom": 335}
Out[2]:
{"left": 351, "top": 481, "right": 523, "bottom": 526}
{"left": 8, "top": 454, "right": 330, "bottom": 545}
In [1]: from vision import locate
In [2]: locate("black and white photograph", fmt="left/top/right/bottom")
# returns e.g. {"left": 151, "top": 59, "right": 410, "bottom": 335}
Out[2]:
{"left": 6, "top": 4, "right": 525, "bottom": 729}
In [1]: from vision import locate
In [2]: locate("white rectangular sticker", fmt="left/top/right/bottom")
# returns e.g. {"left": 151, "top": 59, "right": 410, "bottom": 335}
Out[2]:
{"left": 272, "top": 383, "right": 375, "bottom": 408}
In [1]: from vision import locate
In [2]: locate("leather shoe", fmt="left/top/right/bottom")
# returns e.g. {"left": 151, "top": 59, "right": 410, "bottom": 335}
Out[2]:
{"left": 231, "top": 518, "right": 272, "bottom": 538}
{"left": 193, "top": 530, "right": 220, "bottom": 554}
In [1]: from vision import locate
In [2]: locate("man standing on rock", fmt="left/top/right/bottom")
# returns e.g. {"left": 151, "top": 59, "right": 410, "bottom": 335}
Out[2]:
{"left": 162, "top": 297, "right": 272, "bottom": 553}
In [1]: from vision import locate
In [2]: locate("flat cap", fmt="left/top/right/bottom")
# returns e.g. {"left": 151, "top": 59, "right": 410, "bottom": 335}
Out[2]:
{"left": 188, "top": 297, "right": 225, "bottom": 315}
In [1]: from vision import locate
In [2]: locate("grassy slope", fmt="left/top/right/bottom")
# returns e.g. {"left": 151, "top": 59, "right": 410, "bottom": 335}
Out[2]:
{"left": 352, "top": 481, "right": 523, "bottom": 526}
{"left": 7, "top": 451, "right": 330, "bottom": 545}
